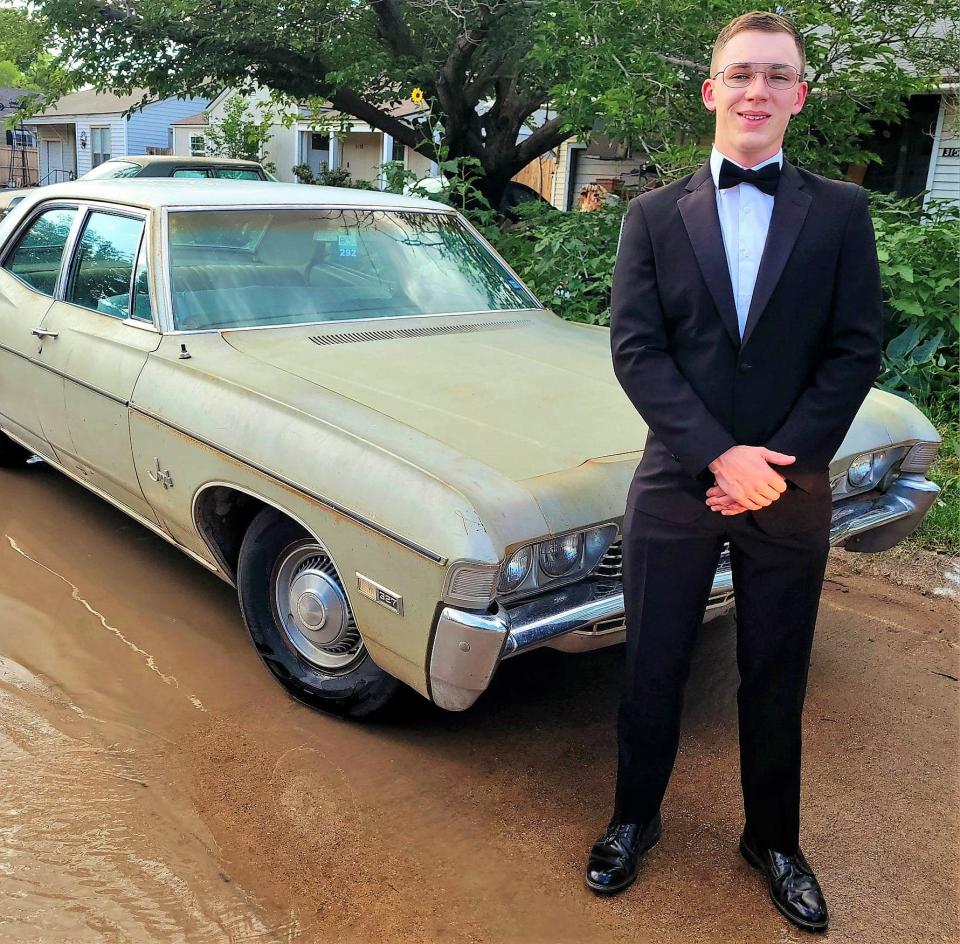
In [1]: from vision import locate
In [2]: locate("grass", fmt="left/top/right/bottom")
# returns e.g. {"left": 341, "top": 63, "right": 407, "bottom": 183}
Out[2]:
{"left": 904, "top": 399, "right": 960, "bottom": 556}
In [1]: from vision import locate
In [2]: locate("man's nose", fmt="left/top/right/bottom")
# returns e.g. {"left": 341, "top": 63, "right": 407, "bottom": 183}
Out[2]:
{"left": 743, "top": 72, "right": 769, "bottom": 98}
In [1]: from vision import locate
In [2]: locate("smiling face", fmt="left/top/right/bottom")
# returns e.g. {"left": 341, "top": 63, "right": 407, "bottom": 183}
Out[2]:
{"left": 702, "top": 29, "right": 808, "bottom": 167}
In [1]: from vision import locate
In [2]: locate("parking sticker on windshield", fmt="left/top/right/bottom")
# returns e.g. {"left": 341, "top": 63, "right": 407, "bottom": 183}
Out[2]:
{"left": 338, "top": 233, "right": 358, "bottom": 257}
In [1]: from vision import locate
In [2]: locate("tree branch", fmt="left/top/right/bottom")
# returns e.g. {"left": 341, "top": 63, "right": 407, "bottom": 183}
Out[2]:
{"left": 366, "top": 0, "right": 422, "bottom": 60}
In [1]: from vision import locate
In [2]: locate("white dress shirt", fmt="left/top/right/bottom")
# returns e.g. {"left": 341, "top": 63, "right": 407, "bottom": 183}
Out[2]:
{"left": 710, "top": 145, "right": 783, "bottom": 339}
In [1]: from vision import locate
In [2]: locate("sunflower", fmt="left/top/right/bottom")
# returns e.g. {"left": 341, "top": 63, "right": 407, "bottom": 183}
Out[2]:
{"left": 411, "top": 87, "right": 425, "bottom": 105}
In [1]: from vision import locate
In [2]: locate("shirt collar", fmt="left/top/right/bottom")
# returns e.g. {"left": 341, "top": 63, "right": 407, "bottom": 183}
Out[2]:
{"left": 710, "top": 145, "right": 784, "bottom": 189}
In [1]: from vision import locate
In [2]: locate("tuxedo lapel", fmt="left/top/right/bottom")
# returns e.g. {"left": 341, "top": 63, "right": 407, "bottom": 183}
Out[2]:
{"left": 740, "top": 160, "right": 811, "bottom": 349}
{"left": 677, "top": 162, "right": 741, "bottom": 350}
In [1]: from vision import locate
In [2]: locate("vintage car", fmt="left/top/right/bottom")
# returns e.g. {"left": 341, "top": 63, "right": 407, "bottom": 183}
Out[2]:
{"left": 0, "top": 181, "right": 943, "bottom": 718}
{"left": 0, "top": 156, "right": 274, "bottom": 221}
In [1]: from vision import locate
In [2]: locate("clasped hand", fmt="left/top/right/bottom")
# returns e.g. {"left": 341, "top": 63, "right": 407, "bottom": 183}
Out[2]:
{"left": 705, "top": 444, "right": 796, "bottom": 516}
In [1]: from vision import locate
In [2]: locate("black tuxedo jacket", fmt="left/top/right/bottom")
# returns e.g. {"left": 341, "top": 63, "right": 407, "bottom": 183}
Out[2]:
{"left": 610, "top": 159, "right": 883, "bottom": 535}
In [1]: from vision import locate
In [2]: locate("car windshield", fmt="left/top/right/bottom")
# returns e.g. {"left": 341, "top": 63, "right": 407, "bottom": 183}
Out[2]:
{"left": 167, "top": 208, "right": 538, "bottom": 330}
{"left": 82, "top": 160, "right": 141, "bottom": 180}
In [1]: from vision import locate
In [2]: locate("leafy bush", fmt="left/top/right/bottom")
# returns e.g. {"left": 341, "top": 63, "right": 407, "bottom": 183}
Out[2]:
{"left": 871, "top": 195, "right": 959, "bottom": 413}
{"left": 487, "top": 199, "right": 626, "bottom": 326}
{"left": 291, "top": 162, "right": 373, "bottom": 189}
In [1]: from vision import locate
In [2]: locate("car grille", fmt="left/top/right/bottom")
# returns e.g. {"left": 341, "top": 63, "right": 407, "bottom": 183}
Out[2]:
{"left": 592, "top": 539, "right": 733, "bottom": 603}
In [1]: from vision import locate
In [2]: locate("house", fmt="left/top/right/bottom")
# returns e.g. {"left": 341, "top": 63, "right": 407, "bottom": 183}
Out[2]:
{"left": 171, "top": 87, "right": 437, "bottom": 187}
{"left": 25, "top": 88, "right": 211, "bottom": 185}
{"left": 1, "top": 87, "right": 39, "bottom": 188}
{"left": 856, "top": 91, "right": 959, "bottom": 207}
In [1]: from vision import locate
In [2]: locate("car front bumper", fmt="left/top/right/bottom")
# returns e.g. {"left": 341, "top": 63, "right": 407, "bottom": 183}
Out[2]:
{"left": 428, "top": 473, "right": 940, "bottom": 711}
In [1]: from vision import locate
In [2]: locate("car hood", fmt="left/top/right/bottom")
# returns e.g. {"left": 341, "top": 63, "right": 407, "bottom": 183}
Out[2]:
{"left": 222, "top": 311, "right": 650, "bottom": 482}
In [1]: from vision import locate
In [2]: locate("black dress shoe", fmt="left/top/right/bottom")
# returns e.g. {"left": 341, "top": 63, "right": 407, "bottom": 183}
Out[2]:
{"left": 739, "top": 829, "right": 830, "bottom": 933}
{"left": 585, "top": 812, "right": 662, "bottom": 894}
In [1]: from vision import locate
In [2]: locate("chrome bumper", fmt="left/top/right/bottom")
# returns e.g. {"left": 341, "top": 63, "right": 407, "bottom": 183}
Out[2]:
{"left": 428, "top": 474, "right": 940, "bottom": 711}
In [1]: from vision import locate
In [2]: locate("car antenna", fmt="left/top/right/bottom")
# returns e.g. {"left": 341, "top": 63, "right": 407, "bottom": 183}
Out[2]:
{"left": 179, "top": 343, "right": 192, "bottom": 360}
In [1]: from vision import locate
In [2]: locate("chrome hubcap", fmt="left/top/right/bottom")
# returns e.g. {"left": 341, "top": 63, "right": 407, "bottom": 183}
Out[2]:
{"left": 273, "top": 542, "right": 363, "bottom": 671}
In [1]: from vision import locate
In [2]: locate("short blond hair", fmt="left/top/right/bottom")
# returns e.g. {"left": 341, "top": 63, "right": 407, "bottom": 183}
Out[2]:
{"left": 711, "top": 11, "right": 806, "bottom": 75}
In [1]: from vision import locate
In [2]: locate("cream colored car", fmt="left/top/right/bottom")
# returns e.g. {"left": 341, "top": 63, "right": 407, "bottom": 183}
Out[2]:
{"left": 0, "top": 181, "right": 943, "bottom": 718}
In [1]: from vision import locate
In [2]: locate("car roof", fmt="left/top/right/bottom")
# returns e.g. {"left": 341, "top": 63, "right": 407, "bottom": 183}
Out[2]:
{"left": 103, "top": 155, "right": 266, "bottom": 169}
{"left": 12, "top": 180, "right": 453, "bottom": 213}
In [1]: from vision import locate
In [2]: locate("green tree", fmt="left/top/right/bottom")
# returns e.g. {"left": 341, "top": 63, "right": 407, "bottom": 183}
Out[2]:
{"left": 0, "top": 6, "right": 74, "bottom": 121}
{"left": 203, "top": 95, "right": 275, "bottom": 166}
{"left": 34, "top": 0, "right": 956, "bottom": 205}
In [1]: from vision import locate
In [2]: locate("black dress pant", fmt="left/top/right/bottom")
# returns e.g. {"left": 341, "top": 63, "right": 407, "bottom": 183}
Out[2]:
{"left": 613, "top": 501, "right": 830, "bottom": 854}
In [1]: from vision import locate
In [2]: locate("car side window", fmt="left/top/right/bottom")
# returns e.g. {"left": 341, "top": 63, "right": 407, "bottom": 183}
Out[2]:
{"left": 215, "top": 169, "right": 263, "bottom": 180}
{"left": 2, "top": 206, "right": 78, "bottom": 296}
{"left": 66, "top": 211, "right": 145, "bottom": 320}
{"left": 172, "top": 169, "right": 212, "bottom": 178}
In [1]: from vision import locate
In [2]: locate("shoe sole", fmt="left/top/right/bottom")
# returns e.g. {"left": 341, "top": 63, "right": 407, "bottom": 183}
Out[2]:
{"left": 584, "top": 826, "right": 662, "bottom": 895}
{"left": 739, "top": 838, "right": 829, "bottom": 933}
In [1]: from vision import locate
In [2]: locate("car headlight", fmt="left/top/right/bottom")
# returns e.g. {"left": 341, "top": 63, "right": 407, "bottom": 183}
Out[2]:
{"left": 539, "top": 533, "right": 583, "bottom": 576}
{"left": 498, "top": 545, "right": 533, "bottom": 592}
{"left": 847, "top": 452, "right": 877, "bottom": 487}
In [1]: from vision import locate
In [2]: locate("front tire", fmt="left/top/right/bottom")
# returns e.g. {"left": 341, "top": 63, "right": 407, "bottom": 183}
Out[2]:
{"left": 237, "top": 508, "right": 403, "bottom": 719}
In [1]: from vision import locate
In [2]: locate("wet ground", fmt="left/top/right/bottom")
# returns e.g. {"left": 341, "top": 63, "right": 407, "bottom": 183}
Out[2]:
{"left": 1, "top": 461, "right": 957, "bottom": 944}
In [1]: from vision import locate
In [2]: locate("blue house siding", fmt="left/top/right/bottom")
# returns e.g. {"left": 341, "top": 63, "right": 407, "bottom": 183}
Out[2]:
{"left": 126, "top": 97, "right": 210, "bottom": 155}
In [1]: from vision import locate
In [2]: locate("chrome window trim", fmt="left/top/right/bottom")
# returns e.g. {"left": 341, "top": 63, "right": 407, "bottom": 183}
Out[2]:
{"left": 160, "top": 204, "right": 543, "bottom": 333}
{"left": 163, "top": 308, "right": 540, "bottom": 336}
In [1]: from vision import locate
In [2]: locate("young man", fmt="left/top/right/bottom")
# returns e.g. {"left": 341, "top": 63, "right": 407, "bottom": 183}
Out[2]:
{"left": 586, "top": 11, "right": 883, "bottom": 934}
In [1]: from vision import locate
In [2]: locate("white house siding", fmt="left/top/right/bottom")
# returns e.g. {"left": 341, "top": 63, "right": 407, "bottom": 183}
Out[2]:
{"left": 926, "top": 98, "right": 959, "bottom": 206}
{"left": 264, "top": 126, "right": 298, "bottom": 181}
{"left": 126, "top": 97, "right": 209, "bottom": 155}
{"left": 34, "top": 125, "right": 77, "bottom": 181}
{"left": 74, "top": 115, "right": 127, "bottom": 177}
{"left": 405, "top": 148, "right": 433, "bottom": 181}
{"left": 172, "top": 125, "right": 200, "bottom": 155}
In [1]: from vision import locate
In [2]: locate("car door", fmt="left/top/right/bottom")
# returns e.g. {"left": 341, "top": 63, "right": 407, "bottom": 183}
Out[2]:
{"left": 36, "top": 205, "right": 163, "bottom": 523}
{"left": 0, "top": 203, "right": 79, "bottom": 459}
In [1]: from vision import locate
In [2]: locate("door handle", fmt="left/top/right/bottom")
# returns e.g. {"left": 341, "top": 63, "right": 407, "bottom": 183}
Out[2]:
{"left": 31, "top": 328, "right": 59, "bottom": 340}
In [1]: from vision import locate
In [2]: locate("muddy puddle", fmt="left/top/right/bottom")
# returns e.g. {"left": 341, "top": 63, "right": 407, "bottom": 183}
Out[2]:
{"left": 1, "top": 461, "right": 957, "bottom": 943}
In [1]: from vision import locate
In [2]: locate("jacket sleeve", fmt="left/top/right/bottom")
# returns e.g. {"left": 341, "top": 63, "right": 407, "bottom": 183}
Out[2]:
{"left": 610, "top": 198, "right": 737, "bottom": 479}
{"left": 765, "top": 186, "right": 883, "bottom": 476}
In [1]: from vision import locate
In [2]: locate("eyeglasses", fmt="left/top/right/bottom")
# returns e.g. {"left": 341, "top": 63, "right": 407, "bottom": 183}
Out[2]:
{"left": 714, "top": 62, "right": 801, "bottom": 90}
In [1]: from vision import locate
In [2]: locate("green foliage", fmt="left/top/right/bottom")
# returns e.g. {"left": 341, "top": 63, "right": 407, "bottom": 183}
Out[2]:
{"left": 291, "top": 162, "right": 373, "bottom": 190}
{"left": 204, "top": 96, "right": 274, "bottom": 168}
{"left": 33, "top": 0, "right": 957, "bottom": 204}
{"left": 380, "top": 159, "right": 416, "bottom": 195}
{"left": 871, "top": 195, "right": 959, "bottom": 409}
{"left": 904, "top": 402, "right": 960, "bottom": 555}
{"left": 489, "top": 200, "right": 625, "bottom": 325}
{"left": 0, "top": 8, "right": 73, "bottom": 121}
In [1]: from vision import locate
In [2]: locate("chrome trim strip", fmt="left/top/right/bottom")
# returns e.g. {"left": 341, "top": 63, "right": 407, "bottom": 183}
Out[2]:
{"left": 0, "top": 426, "right": 225, "bottom": 580}
{"left": 130, "top": 403, "right": 448, "bottom": 565}
{"left": 0, "top": 340, "right": 129, "bottom": 404}
{"left": 167, "top": 308, "right": 539, "bottom": 337}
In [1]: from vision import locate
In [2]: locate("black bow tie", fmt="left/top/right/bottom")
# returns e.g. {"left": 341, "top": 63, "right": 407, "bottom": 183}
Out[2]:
{"left": 718, "top": 159, "right": 781, "bottom": 195}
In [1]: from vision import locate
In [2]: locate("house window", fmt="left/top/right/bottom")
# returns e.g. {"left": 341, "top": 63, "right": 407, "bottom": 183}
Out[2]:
{"left": 189, "top": 134, "right": 207, "bottom": 157}
{"left": 91, "top": 126, "right": 111, "bottom": 167}
{"left": 392, "top": 141, "right": 406, "bottom": 163}
{"left": 5, "top": 129, "right": 37, "bottom": 148}
{"left": 311, "top": 132, "right": 329, "bottom": 151}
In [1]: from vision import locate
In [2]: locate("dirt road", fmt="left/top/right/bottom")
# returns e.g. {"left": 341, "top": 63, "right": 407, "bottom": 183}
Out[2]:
{"left": 1, "top": 462, "right": 957, "bottom": 943}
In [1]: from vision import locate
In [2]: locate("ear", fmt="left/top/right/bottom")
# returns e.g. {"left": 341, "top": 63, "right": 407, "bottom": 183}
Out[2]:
{"left": 791, "top": 80, "right": 809, "bottom": 115}
{"left": 702, "top": 78, "right": 717, "bottom": 112}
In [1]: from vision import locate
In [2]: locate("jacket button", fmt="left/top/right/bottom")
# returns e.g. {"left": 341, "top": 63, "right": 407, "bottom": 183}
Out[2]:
{"left": 738, "top": 362, "right": 753, "bottom": 373}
